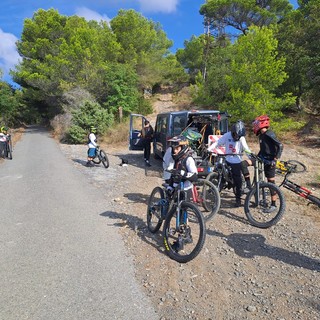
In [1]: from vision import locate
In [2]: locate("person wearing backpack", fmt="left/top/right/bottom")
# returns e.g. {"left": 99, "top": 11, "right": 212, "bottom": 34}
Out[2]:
{"left": 139, "top": 120, "right": 154, "bottom": 167}
{"left": 163, "top": 135, "right": 198, "bottom": 200}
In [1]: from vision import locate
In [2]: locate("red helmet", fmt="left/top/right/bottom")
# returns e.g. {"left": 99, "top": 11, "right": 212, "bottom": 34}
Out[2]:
{"left": 252, "top": 115, "right": 270, "bottom": 135}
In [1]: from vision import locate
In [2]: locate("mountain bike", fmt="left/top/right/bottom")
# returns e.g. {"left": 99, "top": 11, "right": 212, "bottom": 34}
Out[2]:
{"left": 5, "top": 134, "right": 12, "bottom": 160}
{"left": 147, "top": 170, "right": 206, "bottom": 263}
{"left": 205, "top": 154, "right": 246, "bottom": 194}
{"left": 276, "top": 160, "right": 320, "bottom": 208}
{"left": 244, "top": 155, "right": 286, "bottom": 228}
{"left": 92, "top": 146, "right": 109, "bottom": 168}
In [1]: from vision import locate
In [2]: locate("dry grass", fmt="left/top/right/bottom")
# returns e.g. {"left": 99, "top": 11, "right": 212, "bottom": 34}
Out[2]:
{"left": 100, "top": 120, "right": 130, "bottom": 145}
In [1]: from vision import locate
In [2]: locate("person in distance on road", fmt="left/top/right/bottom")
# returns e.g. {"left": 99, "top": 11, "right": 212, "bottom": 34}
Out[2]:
{"left": 86, "top": 126, "right": 98, "bottom": 167}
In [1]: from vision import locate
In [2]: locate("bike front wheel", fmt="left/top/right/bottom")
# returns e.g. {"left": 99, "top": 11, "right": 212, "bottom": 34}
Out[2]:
{"left": 163, "top": 201, "right": 206, "bottom": 263}
{"left": 99, "top": 149, "right": 109, "bottom": 168}
{"left": 194, "top": 179, "right": 220, "bottom": 221}
{"left": 147, "top": 187, "right": 166, "bottom": 233}
{"left": 244, "top": 182, "right": 286, "bottom": 228}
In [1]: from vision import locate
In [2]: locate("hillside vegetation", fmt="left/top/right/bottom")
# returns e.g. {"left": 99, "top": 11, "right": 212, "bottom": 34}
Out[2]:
{"left": 0, "top": 1, "right": 319, "bottom": 144}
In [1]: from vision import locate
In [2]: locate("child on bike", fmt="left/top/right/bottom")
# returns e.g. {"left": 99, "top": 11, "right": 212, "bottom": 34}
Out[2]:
{"left": 86, "top": 126, "right": 98, "bottom": 167}
{"left": 247, "top": 115, "right": 283, "bottom": 212}
{"left": 207, "top": 120, "right": 253, "bottom": 207}
{"left": 163, "top": 135, "right": 198, "bottom": 200}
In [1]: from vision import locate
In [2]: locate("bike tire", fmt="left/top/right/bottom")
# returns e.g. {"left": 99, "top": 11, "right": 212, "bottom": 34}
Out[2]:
{"left": 6, "top": 141, "right": 12, "bottom": 160}
{"left": 206, "top": 172, "right": 223, "bottom": 192}
{"left": 99, "top": 149, "right": 109, "bottom": 168}
{"left": 287, "top": 160, "right": 306, "bottom": 173}
{"left": 147, "top": 187, "right": 165, "bottom": 233}
{"left": 92, "top": 151, "right": 101, "bottom": 164}
{"left": 163, "top": 201, "right": 206, "bottom": 263}
{"left": 194, "top": 179, "right": 220, "bottom": 221}
{"left": 244, "top": 182, "right": 286, "bottom": 228}
{"left": 307, "top": 195, "right": 320, "bottom": 208}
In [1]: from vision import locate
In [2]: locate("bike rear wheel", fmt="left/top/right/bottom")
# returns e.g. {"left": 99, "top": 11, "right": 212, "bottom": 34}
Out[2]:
{"left": 244, "top": 182, "right": 286, "bottom": 228}
{"left": 194, "top": 179, "right": 220, "bottom": 221}
{"left": 92, "top": 150, "right": 101, "bottom": 164}
{"left": 147, "top": 187, "right": 165, "bottom": 233}
{"left": 99, "top": 149, "right": 109, "bottom": 168}
{"left": 6, "top": 141, "right": 12, "bottom": 160}
{"left": 163, "top": 201, "right": 206, "bottom": 263}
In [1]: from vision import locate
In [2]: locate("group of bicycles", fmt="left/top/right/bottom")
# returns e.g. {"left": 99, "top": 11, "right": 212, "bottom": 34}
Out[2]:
{"left": 147, "top": 149, "right": 320, "bottom": 263}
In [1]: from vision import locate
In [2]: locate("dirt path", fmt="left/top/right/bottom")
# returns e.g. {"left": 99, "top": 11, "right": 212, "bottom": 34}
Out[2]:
{"left": 59, "top": 139, "right": 320, "bottom": 320}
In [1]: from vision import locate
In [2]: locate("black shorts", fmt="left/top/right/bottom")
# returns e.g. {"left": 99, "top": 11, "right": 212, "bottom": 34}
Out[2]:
{"left": 264, "top": 164, "right": 276, "bottom": 179}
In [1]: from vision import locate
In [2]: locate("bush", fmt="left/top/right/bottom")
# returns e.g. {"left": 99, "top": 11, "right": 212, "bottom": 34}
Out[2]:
{"left": 66, "top": 100, "right": 114, "bottom": 144}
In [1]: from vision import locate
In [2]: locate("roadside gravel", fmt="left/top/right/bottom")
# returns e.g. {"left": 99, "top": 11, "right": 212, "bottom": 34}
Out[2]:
{"left": 59, "top": 141, "right": 320, "bottom": 320}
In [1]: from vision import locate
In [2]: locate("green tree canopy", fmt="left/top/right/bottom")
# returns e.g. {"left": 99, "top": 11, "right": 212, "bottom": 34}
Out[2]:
{"left": 200, "top": 0, "right": 293, "bottom": 36}
{"left": 223, "top": 26, "right": 294, "bottom": 121}
{"left": 110, "top": 9, "right": 173, "bottom": 88}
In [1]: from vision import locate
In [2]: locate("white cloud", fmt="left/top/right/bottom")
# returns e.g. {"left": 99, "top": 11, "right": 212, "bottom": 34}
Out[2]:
{"left": 138, "top": 0, "right": 179, "bottom": 13}
{"left": 75, "top": 7, "right": 111, "bottom": 23}
{"left": 0, "top": 29, "right": 20, "bottom": 77}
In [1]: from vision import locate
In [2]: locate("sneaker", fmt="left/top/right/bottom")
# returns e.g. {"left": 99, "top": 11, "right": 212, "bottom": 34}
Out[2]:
{"left": 235, "top": 198, "right": 241, "bottom": 207}
{"left": 86, "top": 161, "right": 93, "bottom": 167}
{"left": 263, "top": 205, "right": 277, "bottom": 213}
{"left": 145, "top": 160, "right": 151, "bottom": 167}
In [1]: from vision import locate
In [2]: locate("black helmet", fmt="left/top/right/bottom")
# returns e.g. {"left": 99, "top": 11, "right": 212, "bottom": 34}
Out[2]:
{"left": 168, "top": 135, "right": 189, "bottom": 161}
{"left": 231, "top": 120, "right": 246, "bottom": 141}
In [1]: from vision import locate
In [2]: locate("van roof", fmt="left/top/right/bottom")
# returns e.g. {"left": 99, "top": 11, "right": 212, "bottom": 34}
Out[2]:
{"left": 157, "top": 109, "right": 228, "bottom": 116}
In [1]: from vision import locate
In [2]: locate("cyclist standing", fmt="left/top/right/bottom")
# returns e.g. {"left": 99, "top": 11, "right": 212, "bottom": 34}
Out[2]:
{"left": 0, "top": 126, "right": 8, "bottom": 158}
{"left": 163, "top": 135, "right": 198, "bottom": 200}
{"left": 207, "top": 120, "right": 252, "bottom": 207}
{"left": 250, "top": 115, "right": 283, "bottom": 212}
{"left": 86, "top": 126, "right": 98, "bottom": 167}
{"left": 139, "top": 120, "right": 154, "bottom": 167}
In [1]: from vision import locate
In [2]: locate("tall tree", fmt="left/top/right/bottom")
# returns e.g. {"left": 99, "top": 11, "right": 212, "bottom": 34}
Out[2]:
{"left": 200, "top": 0, "right": 293, "bottom": 37}
{"left": 277, "top": 0, "right": 320, "bottom": 113}
{"left": 222, "top": 26, "right": 295, "bottom": 121}
{"left": 110, "top": 9, "right": 173, "bottom": 88}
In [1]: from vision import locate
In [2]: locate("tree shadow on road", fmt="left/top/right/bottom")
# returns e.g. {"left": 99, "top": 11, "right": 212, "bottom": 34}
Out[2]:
{"left": 207, "top": 229, "right": 320, "bottom": 272}
{"left": 99, "top": 210, "right": 166, "bottom": 257}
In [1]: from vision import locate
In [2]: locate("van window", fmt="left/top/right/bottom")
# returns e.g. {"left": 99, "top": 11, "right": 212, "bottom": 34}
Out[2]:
{"left": 156, "top": 115, "right": 167, "bottom": 134}
{"left": 173, "top": 115, "right": 187, "bottom": 136}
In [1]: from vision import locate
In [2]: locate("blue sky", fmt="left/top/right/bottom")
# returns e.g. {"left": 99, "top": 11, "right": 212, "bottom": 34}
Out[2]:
{"left": 0, "top": 0, "right": 297, "bottom": 84}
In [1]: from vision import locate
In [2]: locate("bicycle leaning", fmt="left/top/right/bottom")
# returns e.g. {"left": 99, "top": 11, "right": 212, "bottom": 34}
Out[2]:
{"left": 92, "top": 146, "right": 109, "bottom": 168}
{"left": 244, "top": 154, "right": 286, "bottom": 228}
{"left": 276, "top": 160, "right": 320, "bottom": 208}
{"left": 5, "top": 134, "right": 13, "bottom": 160}
{"left": 147, "top": 169, "right": 206, "bottom": 263}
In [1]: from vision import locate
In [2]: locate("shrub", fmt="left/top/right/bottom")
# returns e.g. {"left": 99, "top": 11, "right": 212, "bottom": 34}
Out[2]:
{"left": 67, "top": 100, "right": 114, "bottom": 144}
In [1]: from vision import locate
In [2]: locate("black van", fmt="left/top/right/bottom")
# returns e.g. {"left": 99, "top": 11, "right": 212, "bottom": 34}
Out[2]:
{"left": 129, "top": 110, "right": 229, "bottom": 159}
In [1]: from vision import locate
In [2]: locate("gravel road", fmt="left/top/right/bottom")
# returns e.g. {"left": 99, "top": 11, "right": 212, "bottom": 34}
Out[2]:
{"left": 0, "top": 126, "right": 157, "bottom": 320}
{"left": 59, "top": 137, "right": 320, "bottom": 320}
